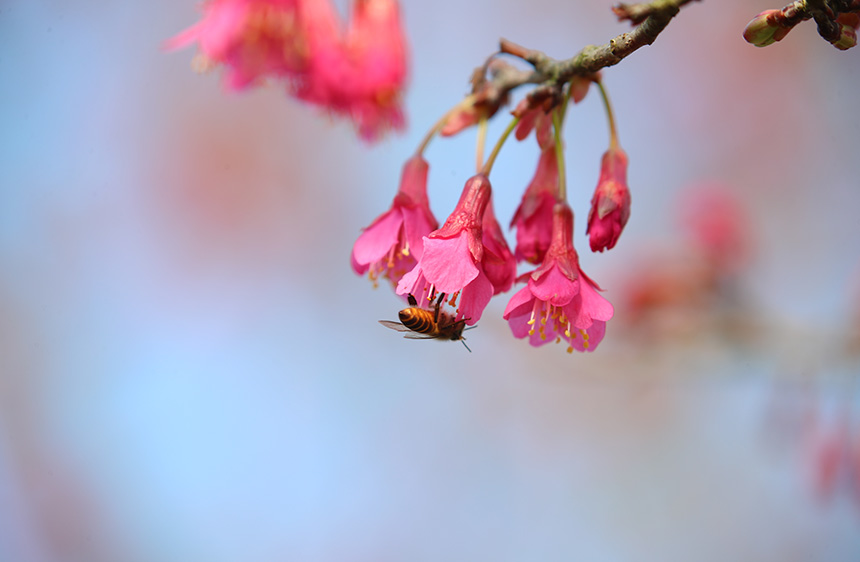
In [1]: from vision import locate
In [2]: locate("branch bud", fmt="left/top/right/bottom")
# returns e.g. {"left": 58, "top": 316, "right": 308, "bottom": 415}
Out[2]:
{"left": 833, "top": 13, "right": 860, "bottom": 50}
{"left": 743, "top": 9, "right": 795, "bottom": 47}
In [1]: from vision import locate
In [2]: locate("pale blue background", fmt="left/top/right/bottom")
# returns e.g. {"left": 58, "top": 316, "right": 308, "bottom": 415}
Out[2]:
{"left": 1, "top": 1, "right": 859, "bottom": 561}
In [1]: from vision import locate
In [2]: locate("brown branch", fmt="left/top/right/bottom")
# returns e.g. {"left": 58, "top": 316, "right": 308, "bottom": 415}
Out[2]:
{"left": 474, "top": 0, "right": 698, "bottom": 115}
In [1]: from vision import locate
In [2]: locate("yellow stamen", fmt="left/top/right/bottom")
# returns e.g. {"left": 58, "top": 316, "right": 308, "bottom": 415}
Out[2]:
{"left": 566, "top": 346, "right": 573, "bottom": 353}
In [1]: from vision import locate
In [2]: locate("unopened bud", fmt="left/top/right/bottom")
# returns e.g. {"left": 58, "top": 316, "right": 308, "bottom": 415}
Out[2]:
{"left": 833, "top": 13, "right": 860, "bottom": 50}
{"left": 743, "top": 10, "right": 793, "bottom": 47}
{"left": 586, "top": 148, "right": 630, "bottom": 253}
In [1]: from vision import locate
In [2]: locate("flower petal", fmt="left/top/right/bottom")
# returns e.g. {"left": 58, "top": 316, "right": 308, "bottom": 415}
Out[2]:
{"left": 457, "top": 268, "right": 493, "bottom": 325}
{"left": 529, "top": 264, "right": 580, "bottom": 307}
{"left": 351, "top": 209, "right": 403, "bottom": 266}
{"left": 400, "top": 205, "right": 434, "bottom": 262}
{"left": 420, "top": 232, "right": 479, "bottom": 294}
{"left": 579, "top": 276, "right": 614, "bottom": 323}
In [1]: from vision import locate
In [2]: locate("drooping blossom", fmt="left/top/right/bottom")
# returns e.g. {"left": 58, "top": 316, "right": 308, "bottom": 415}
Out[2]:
{"left": 512, "top": 98, "right": 554, "bottom": 146}
{"left": 678, "top": 184, "right": 751, "bottom": 274}
{"left": 396, "top": 175, "right": 495, "bottom": 325}
{"left": 510, "top": 145, "right": 559, "bottom": 264}
{"left": 165, "top": 0, "right": 326, "bottom": 90}
{"left": 481, "top": 197, "right": 516, "bottom": 295}
{"left": 351, "top": 155, "right": 437, "bottom": 288}
{"left": 509, "top": 101, "right": 559, "bottom": 264}
{"left": 586, "top": 147, "right": 630, "bottom": 253}
{"left": 504, "top": 203, "right": 614, "bottom": 353}
{"left": 167, "top": 0, "right": 408, "bottom": 141}
{"left": 296, "top": 0, "right": 408, "bottom": 140}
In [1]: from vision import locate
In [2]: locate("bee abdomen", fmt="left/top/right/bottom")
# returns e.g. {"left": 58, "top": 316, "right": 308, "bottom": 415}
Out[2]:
{"left": 399, "top": 308, "right": 436, "bottom": 334}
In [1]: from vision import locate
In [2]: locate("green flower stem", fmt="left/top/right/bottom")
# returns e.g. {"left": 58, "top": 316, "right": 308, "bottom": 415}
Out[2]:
{"left": 595, "top": 78, "right": 619, "bottom": 150}
{"left": 476, "top": 116, "right": 488, "bottom": 174}
{"left": 481, "top": 116, "right": 520, "bottom": 177}
{"left": 551, "top": 108, "right": 568, "bottom": 202}
{"left": 415, "top": 104, "right": 461, "bottom": 156}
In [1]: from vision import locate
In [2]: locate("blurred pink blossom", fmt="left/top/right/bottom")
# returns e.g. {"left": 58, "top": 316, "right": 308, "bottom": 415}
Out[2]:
{"left": 167, "top": 0, "right": 408, "bottom": 140}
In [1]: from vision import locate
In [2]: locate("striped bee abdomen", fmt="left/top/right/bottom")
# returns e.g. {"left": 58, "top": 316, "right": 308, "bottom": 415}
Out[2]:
{"left": 398, "top": 308, "right": 437, "bottom": 334}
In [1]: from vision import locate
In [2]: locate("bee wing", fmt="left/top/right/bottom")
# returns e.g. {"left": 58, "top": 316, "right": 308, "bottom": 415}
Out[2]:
{"left": 402, "top": 333, "right": 437, "bottom": 340}
{"left": 379, "top": 320, "right": 411, "bottom": 333}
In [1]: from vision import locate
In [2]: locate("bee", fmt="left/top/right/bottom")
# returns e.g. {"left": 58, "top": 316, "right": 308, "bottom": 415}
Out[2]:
{"left": 379, "top": 293, "right": 475, "bottom": 352}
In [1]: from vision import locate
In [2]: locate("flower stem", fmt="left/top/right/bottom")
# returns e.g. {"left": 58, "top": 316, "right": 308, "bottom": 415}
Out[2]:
{"left": 476, "top": 116, "right": 488, "bottom": 174}
{"left": 415, "top": 104, "right": 460, "bottom": 156}
{"left": 480, "top": 116, "right": 520, "bottom": 177}
{"left": 551, "top": 108, "right": 568, "bottom": 202}
{"left": 595, "top": 78, "right": 619, "bottom": 150}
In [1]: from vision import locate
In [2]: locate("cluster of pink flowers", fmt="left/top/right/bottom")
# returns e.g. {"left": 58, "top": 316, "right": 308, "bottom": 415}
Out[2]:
{"left": 166, "top": 0, "right": 408, "bottom": 140}
{"left": 352, "top": 92, "right": 632, "bottom": 354}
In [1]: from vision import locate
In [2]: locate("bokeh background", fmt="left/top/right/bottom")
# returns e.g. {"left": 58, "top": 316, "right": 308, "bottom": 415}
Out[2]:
{"left": 2, "top": 1, "right": 860, "bottom": 561}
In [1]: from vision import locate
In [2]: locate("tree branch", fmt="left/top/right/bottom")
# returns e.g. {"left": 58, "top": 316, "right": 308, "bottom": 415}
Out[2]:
{"left": 471, "top": 0, "right": 698, "bottom": 117}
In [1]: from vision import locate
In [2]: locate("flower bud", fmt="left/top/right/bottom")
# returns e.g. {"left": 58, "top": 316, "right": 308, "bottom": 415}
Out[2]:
{"left": 586, "top": 148, "right": 630, "bottom": 253}
{"left": 833, "top": 13, "right": 860, "bottom": 50}
{"left": 743, "top": 9, "right": 793, "bottom": 47}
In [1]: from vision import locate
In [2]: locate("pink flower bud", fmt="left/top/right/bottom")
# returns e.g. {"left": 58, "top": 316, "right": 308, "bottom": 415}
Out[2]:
{"left": 586, "top": 148, "right": 630, "bottom": 253}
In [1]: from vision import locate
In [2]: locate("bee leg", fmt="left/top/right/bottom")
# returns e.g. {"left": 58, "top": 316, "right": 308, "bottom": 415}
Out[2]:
{"left": 433, "top": 292, "right": 446, "bottom": 323}
{"left": 407, "top": 293, "right": 418, "bottom": 307}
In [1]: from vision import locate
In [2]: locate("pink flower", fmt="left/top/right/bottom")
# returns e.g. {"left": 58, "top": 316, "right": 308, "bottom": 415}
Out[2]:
{"left": 396, "top": 175, "right": 495, "bottom": 325}
{"left": 297, "top": 0, "right": 408, "bottom": 140}
{"left": 679, "top": 184, "right": 751, "bottom": 274}
{"left": 481, "top": 197, "right": 516, "bottom": 295}
{"left": 586, "top": 147, "right": 630, "bottom": 253}
{"left": 167, "top": 0, "right": 408, "bottom": 141}
{"left": 510, "top": 145, "right": 559, "bottom": 264}
{"left": 504, "top": 203, "right": 614, "bottom": 353}
{"left": 165, "top": 0, "right": 314, "bottom": 90}
{"left": 351, "top": 155, "right": 437, "bottom": 288}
